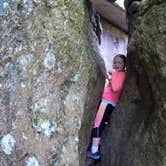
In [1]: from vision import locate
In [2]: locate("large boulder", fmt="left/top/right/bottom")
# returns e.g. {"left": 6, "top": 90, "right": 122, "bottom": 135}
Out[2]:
{"left": 0, "top": 0, "right": 105, "bottom": 165}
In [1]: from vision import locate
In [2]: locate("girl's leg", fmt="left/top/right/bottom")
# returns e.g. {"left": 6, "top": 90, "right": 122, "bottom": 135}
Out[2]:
{"left": 91, "top": 103, "right": 115, "bottom": 153}
{"left": 91, "top": 102, "right": 107, "bottom": 153}
{"left": 87, "top": 100, "right": 102, "bottom": 152}
{"left": 93, "top": 102, "right": 107, "bottom": 129}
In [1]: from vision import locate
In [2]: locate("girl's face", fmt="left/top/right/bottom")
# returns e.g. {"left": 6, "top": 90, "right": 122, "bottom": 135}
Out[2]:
{"left": 113, "top": 56, "right": 125, "bottom": 71}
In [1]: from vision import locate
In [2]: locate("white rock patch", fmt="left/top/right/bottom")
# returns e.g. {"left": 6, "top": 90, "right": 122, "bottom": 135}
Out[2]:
{"left": 1, "top": 134, "right": 16, "bottom": 155}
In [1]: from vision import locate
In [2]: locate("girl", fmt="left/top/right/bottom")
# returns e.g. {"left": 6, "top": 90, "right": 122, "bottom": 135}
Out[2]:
{"left": 87, "top": 54, "right": 126, "bottom": 160}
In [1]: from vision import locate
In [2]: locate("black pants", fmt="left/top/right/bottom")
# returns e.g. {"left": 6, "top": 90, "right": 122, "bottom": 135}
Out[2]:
{"left": 92, "top": 103, "right": 115, "bottom": 138}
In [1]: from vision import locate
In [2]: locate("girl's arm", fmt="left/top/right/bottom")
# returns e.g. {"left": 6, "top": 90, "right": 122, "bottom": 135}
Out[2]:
{"left": 105, "top": 71, "right": 112, "bottom": 88}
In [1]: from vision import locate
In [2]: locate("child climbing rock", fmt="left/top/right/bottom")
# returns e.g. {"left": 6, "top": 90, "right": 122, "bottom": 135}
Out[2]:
{"left": 87, "top": 54, "right": 126, "bottom": 160}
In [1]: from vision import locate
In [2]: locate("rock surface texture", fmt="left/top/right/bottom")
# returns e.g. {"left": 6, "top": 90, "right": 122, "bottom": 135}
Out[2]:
{"left": 0, "top": 0, "right": 105, "bottom": 165}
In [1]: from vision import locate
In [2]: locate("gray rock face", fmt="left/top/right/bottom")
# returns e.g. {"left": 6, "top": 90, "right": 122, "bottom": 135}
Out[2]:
{"left": 127, "top": 0, "right": 166, "bottom": 164}
{"left": 0, "top": 0, "right": 105, "bottom": 165}
{"left": 99, "top": 0, "right": 166, "bottom": 166}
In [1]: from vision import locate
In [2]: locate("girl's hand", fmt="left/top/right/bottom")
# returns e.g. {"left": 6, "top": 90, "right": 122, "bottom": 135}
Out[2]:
{"left": 107, "top": 71, "right": 112, "bottom": 81}
{"left": 108, "top": 75, "right": 111, "bottom": 81}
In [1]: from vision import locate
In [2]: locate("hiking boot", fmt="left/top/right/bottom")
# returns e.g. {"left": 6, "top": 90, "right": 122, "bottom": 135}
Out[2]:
{"left": 87, "top": 151, "right": 100, "bottom": 160}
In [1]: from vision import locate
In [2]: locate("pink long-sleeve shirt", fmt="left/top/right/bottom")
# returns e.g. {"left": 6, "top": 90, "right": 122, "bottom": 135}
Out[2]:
{"left": 102, "top": 71, "right": 126, "bottom": 104}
